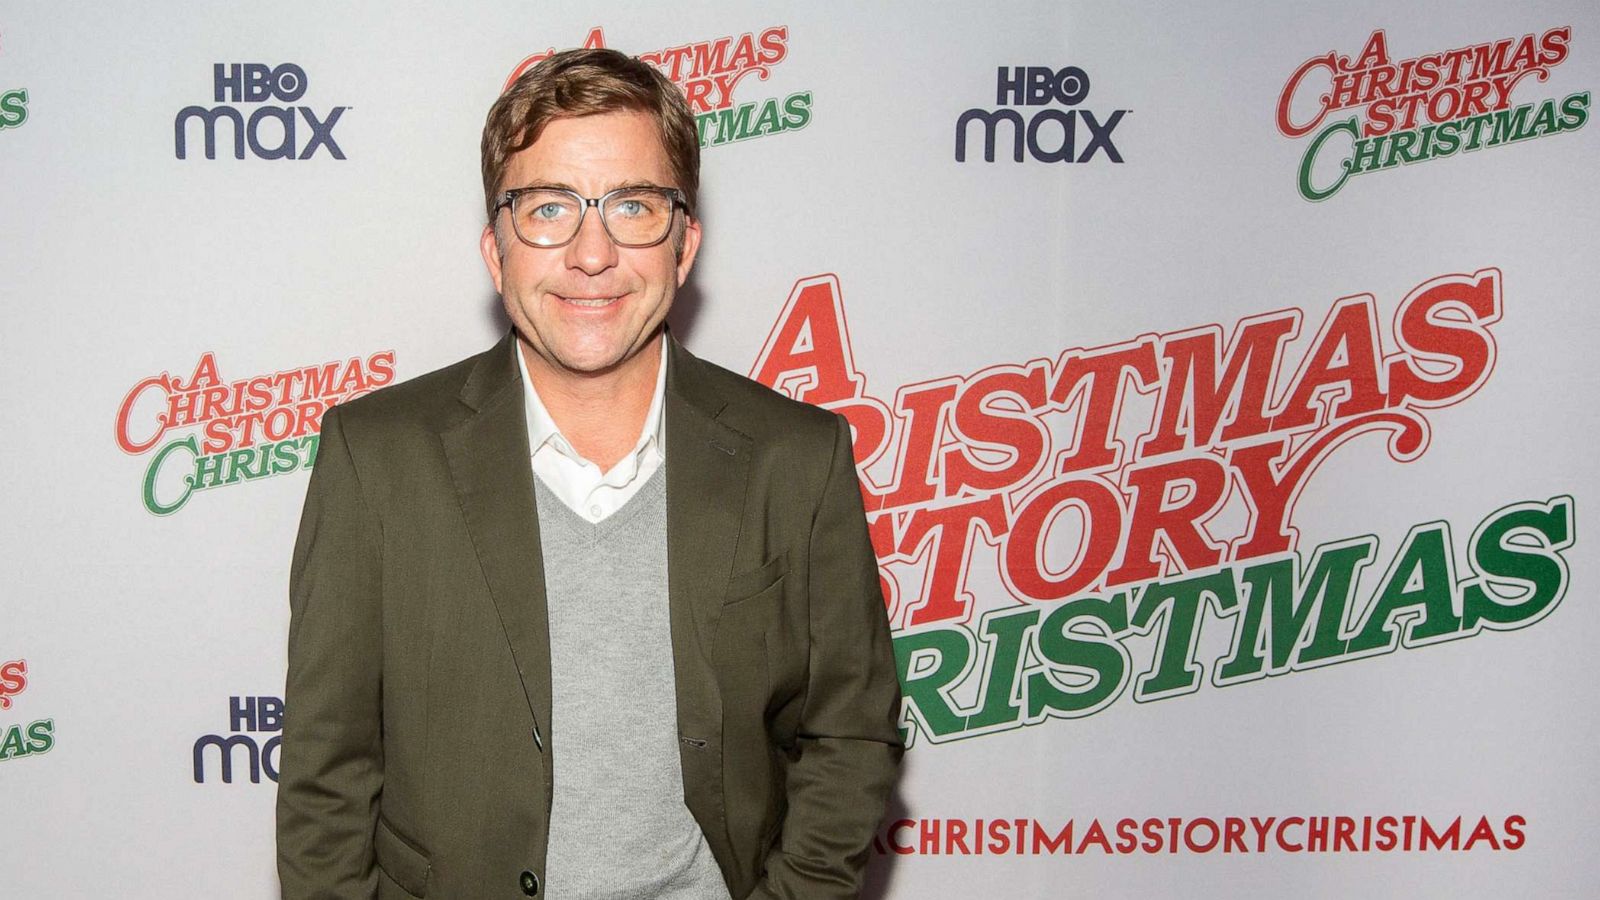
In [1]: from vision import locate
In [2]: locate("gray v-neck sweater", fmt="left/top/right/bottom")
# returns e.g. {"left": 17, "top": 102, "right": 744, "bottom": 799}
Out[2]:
{"left": 534, "top": 467, "right": 732, "bottom": 899}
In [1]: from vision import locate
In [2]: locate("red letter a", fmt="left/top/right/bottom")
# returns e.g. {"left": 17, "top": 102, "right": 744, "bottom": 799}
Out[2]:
{"left": 751, "top": 274, "right": 866, "bottom": 405}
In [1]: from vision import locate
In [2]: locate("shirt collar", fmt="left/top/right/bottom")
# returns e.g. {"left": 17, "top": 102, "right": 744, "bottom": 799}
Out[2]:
{"left": 514, "top": 337, "right": 668, "bottom": 465}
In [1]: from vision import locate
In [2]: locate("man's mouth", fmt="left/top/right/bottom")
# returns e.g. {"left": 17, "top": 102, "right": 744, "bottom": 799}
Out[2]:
{"left": 556, "top": 294, "right": 624, "bottom": 308}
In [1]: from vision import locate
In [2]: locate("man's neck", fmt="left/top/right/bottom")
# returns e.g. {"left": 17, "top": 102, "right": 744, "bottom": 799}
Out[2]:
{"left": 519, "top": 333, "right": 663, "bottom": 473}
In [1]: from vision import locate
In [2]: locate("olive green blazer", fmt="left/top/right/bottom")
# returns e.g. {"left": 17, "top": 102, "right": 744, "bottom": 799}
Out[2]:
{"left": 276, "top": 330, "right": 903, "bottom": 899}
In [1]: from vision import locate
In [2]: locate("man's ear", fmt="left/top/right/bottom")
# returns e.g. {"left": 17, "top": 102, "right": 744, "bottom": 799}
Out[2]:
{"left": 479, "top": 222, "right": 505, "bottom": 295}
{"left": 675, "top": 216, "right": 702, "bottom": 287}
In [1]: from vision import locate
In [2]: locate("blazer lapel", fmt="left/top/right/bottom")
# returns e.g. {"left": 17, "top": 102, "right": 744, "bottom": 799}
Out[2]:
{"left": 440, "top": 331, "right": 553, "bottom": 746}
{"left": 663, "top": 332, "right": 752, "bottom": 841}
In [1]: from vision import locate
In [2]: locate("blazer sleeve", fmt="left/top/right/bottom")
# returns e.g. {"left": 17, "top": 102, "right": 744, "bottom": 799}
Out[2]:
{"left": 755, "top": 412, "right": 904, "bottom": 899}
{"left": 277, "top": 405, "right": 385, "bottom": 900}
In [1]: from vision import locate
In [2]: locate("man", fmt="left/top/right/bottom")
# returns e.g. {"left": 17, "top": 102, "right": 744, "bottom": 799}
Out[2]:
{"left": 276, "top": 48, "right": 903, "bottom": 900}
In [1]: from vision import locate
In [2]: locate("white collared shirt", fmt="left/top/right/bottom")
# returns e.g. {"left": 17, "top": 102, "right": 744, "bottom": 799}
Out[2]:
{"left": 514, "top": 339, "right": 667, "bottom": 524}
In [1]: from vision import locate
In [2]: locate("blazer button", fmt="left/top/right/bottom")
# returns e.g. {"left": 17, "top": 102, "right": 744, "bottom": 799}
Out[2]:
{"left": 519, "top": 870, "right": 540, "bottom": 895}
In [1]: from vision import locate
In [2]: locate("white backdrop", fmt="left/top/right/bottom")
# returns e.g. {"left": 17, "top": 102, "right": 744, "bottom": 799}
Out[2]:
{"left": 2, "top": 3, "right": 1597, "bottom": 898}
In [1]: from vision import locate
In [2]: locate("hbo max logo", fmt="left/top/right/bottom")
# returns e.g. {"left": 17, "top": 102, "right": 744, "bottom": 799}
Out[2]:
{"left": 174, "top": 63, "right": 348, "bottom": 160}
{"left": 956, "top": 66, "right": 1128, "bottom": 164}
{"left": 192, "top": 695, "right": 282, "bottom": 784}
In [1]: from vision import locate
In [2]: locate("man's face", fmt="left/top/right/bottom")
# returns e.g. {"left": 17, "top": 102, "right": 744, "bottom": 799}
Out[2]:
{"left": 480, "top": 110, "right": 701, "bottom": 378}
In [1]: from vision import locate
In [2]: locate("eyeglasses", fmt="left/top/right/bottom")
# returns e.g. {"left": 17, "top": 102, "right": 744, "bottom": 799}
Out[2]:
{"left": 493, "top": 185, "right": 687, "bottom": 249}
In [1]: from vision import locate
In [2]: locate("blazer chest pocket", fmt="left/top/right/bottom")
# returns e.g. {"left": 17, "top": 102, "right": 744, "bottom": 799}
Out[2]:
{"left": 374, "top": 816, "right": 431, "bottom": 898}
{"left": 724, "top": 551, "right": 789, "bottom": 608}
{"left": 718, "top": 552, "right": 805, "bottom": 712}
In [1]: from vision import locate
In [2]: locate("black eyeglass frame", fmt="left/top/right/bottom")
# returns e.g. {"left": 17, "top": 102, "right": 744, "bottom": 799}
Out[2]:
{"left": 492, "top": 185, "right": 689, "bottom": 249}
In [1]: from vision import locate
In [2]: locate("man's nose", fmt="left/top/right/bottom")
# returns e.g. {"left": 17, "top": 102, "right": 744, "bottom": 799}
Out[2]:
{"left": 565, "top": 205, "right": 618, "bottom": 275}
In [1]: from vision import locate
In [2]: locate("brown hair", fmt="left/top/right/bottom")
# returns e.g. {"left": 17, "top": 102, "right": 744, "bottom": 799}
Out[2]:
{"left": 480, "top": 48, "right": 700, "bottom": 222}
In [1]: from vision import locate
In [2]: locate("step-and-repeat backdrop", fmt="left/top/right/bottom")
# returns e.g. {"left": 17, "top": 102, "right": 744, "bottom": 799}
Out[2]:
{"left": 4, "top": 3, "right": 1596, "bottom": 898}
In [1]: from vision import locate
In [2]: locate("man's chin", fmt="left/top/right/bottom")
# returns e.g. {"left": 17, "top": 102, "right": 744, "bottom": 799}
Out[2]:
{"left": 545, "top": 341, "right": 659, "bottom": 380}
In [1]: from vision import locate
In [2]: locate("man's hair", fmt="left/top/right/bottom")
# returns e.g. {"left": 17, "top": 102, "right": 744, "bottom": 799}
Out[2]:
{"left": 480, "top": 48, "right": 700, "bottom": 223}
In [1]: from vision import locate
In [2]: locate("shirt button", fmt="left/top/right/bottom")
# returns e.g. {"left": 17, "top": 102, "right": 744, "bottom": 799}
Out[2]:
{"left": 520, "top": 870, "right": 540, "bottom": 895}
{"left": 589, "top": 505, "right": 602, "bottom": 519}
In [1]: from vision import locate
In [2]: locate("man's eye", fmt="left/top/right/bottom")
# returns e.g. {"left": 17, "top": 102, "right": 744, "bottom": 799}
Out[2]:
{"left": 533, "top": 203, "right": 568, "bottom": 220}
{"left": 614, "top": 199, "right": 647, "bottom": 217}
